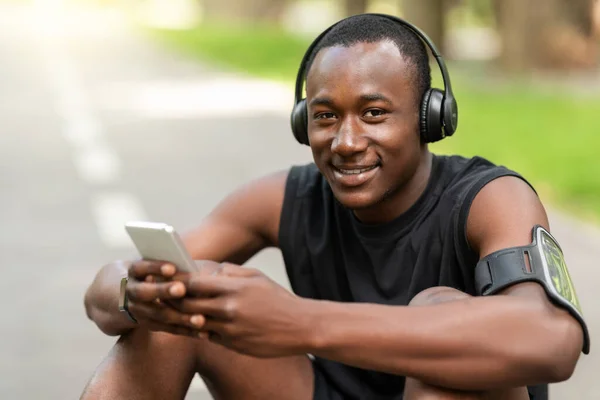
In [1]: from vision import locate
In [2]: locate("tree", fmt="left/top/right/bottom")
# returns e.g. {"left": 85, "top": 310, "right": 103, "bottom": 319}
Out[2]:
{"left": 492, "top": 0, "right": 599, "bottom": 71}
{"left": 401, "top": 0, "right": 448, "bottom": 54}
{"left": 202, "top": 0, "right": 289, "bottom": 25}
{"left": 343, "top": 0, "right": 368, "bottom": 16}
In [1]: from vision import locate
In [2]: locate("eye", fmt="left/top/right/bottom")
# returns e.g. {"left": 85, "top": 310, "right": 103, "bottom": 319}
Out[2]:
{"left": 314, "top": 112, "right": 337, "bottom": 120}
{"left": 364, "top": 109, "right": 387, "bottom": 118}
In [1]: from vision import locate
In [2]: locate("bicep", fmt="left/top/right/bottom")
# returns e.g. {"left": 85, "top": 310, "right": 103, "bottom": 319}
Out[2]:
{"left": 466, "top": 175, "right": 550, "bottom": 301}
{"left": 466, "top": 175, "right": 549, "bottom": 259}
{"left": 466, "top": 176, "right": 585, "bottom": 354}
{"left": 466, "top": 175, "right": 572, "bottom": 304}
{"left": 181, "top": 169, "right": 289, "bottom": 265}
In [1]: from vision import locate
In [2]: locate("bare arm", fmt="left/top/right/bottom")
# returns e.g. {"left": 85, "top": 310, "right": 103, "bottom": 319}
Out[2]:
{"left": 84, "top": 260, "right": 133, "bottom": 336}
{"left": 84, "top": 169, "right": 289, "bottom": 336}
{"left": 302, "top": 176, "right": 584, "bottom": 390}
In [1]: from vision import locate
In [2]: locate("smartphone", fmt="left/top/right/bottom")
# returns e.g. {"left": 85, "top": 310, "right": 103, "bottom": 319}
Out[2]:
{"left": 124, "top": 221, "right": 198, "bottom": 273}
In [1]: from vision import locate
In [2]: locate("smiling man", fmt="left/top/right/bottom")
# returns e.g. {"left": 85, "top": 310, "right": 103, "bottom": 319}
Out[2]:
{"left": 81, "top": 14, "right": 588, "bottom": 400}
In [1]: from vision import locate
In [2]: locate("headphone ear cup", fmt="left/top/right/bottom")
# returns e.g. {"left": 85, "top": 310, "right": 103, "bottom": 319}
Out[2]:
{"left": 291, "top": 99, "right": 309, "bottom": 146}
{"left": 442, "top": 94, "right": 458, "bottom": 137}
{"left": 420, "top": 88, "right": 444, "bottom": 143}
{"left": 419, "top": 89, "right": 432, "bottom": 142}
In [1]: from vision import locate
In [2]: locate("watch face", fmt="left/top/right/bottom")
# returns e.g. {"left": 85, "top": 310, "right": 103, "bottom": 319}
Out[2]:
{"left": 539, "top": 229, "right": 582, "bottom": 313}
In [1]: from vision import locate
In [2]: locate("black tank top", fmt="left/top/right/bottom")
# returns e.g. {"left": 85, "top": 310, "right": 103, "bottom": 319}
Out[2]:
{"left": 279, "top": 154, "right": 547, "bottom": 400}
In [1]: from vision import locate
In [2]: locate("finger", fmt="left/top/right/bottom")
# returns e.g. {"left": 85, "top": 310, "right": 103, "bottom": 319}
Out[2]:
{"left": 171, "top": 297, "right": 230, "bottom": 319}
{"left": 186, "top": 275, "right": 238, "bottom": 297}
{"left": 190, "top": 319, "right": 230, "bottom": 342}
{"left": 127, "top": 280, "right": 186, "bottom": 302}
{"left": 146, "top": 274, "right": 164, "bottom": 283}
{"left": 129, "top": 260, "right": 177, "bottom": 279}
{"left": 129, "top": 259, "right": 162, "bottom": 278}
{"left": 144, "top": 320, "right": 200, "bottom": 338}
{"left": 196, "top": 318, "right": 229, "bottom": 336}
{"left": 129, "top": 300, "right": 196, "bottom": 328}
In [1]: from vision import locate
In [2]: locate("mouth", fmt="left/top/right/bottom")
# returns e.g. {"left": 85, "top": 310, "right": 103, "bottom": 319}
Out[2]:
{"left": 331, "top": 163, "right": 380, "bottom": 187}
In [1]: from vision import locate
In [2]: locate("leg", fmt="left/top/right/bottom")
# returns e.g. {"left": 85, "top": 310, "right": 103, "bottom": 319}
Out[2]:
{"left": 403, "top": 287, "right": 530, "bottom": 400}
{"left": 80, "top": 328, "right": 198, "bottom": 400}
{"left": 81, "top": 327, "right": 314, "bottom": 400}
{"left": 194, "top": 336, "right": 314, "bottom": 399}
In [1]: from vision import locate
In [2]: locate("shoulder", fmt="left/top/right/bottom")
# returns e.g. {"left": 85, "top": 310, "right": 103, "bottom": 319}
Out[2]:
{"left": 432, "top": 154, "right": 544, "bottom": 260}
{"left": 203, "top": 168, "right": 291, "bottom": 247}
{"left": 439, "top": 154, "right": 523, "bottom": 189}
{"left": 181, "top": 168, "right": 292, "bottom": 262}
{"left": 466, "top": 169, "right": 549, "bottom": 259}
{"left": 436, "top": 154, "right": 536, "bottom": 213}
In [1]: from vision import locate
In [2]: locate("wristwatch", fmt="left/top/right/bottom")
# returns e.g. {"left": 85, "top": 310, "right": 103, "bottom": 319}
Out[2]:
{"left": 118, "top": 277, "right": 138, "bottom": 323}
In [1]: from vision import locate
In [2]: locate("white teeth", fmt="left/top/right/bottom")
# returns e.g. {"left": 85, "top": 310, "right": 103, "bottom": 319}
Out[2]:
{"left": 337, "top": 166, "right": 377, "bottom": 175}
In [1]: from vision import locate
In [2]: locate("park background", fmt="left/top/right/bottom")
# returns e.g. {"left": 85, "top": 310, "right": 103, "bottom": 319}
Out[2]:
{"left": 141, "top": 0, "right": 600, "bottom": 222}
{"left": 1, "top": 0, "right": 599, "bottom": 399}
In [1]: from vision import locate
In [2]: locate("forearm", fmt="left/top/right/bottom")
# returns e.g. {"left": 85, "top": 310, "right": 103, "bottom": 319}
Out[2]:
{"left": 84, "top": 260, "right": 137, "bottom": 336}
{"left": 303, "top": 295, "right": 580, "bottom": 390}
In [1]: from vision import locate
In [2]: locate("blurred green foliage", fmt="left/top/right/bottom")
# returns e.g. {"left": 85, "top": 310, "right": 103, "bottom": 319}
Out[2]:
{"left": 148, "top": 24, "right": 312, "bottom": 81}
{"left": 148, "top": 24, "right": 600, "bottom": 221}
{"left": 461, "top": 0, "right": 496, "bottom": 26}
{"left": 434, "top": 81, "right": 600, "bottom": 221}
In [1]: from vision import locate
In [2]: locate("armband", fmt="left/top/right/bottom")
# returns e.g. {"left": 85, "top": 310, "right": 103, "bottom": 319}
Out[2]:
{"left": 474, "top": 225, "right": 590, "bottom": 354}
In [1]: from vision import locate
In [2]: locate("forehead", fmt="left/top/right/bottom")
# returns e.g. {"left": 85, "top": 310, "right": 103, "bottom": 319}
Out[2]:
{"left": 305, "top": 40, "right": 414, "bottom": 99}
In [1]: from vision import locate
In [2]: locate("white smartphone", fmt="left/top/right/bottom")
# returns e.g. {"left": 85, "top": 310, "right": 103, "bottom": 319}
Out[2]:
{"left": 124, "top": 221, "right": 198, "bottom": 273}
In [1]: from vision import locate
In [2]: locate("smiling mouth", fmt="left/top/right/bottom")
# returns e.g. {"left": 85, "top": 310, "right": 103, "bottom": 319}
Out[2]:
{"left": 331, "top": 163, "right": 380, "bottom": 187}
{"left": 334, "top": 165, "right": 379, "bottom": 175}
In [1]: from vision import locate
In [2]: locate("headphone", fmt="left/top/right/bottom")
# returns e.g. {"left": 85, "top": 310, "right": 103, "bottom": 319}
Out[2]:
{"left": 290, "top": 13, "right": 458, "bottom": 145}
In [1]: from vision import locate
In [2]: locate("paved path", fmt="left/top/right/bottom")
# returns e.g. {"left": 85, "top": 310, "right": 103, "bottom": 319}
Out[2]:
{"left": 0, "top": 2, "right": 597, "bottom": 399}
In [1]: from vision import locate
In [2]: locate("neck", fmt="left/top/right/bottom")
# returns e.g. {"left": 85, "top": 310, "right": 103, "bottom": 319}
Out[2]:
{"left": 353, "top": 149, "right": 433, "bottom": 225}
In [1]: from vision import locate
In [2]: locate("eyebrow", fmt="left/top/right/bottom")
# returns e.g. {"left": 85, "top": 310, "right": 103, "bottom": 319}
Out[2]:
{"left": 308, "top": 96, "right": 334, "bottom": 107}
{"left": 308, "top": 93, "right": 393, "bottom": 108}
{"left": 359, "top": 93, "right": 393, "bottom": 105}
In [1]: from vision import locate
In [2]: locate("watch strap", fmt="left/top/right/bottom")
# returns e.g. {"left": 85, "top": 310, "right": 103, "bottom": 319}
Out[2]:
{"left": 119, "top": 277, "right": 138, "bottom": 323}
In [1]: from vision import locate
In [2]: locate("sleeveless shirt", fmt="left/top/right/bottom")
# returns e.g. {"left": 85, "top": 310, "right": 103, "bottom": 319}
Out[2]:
{"left": 278, "top": 154, "right": 547, "bottom": 400}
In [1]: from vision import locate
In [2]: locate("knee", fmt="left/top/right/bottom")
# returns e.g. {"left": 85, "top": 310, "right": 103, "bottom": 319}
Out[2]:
{"left": 80, "top": 329, "right": 197, "bottom": 400}
{"left": 405, "top": 288, "right": 529, "bottom": 400}
{"left": 404, "top": 378, "right": 529, "bottom": 400}
{"left": 408, "top": 286, "right": 471, "bottom": 307}
{"left": 404, "top": 378, "right": 483, "bottom": 400}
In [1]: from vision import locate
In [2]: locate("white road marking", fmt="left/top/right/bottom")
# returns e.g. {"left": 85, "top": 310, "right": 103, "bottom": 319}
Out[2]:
{"left": 34, "top": 0, "right": 149, "bottom": 248}
{"left": 72, "top": 145, "right": 121, "bottom": 185}
{"left": 91, "top": 192, "right": 148, "bottom": 248}
{"left": 41, "top": 34, "right": 122, "bottom": 185}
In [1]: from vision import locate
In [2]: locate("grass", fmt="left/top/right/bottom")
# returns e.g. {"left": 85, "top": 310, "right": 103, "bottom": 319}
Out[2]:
{"left": 145, "top": 23, "right": 312, "bottom": 82}
{"left": 146, "top": 23, "right": 600, "bottom": 222}
{"left": 433, "top": 83, "right": 600, "bottom": 221}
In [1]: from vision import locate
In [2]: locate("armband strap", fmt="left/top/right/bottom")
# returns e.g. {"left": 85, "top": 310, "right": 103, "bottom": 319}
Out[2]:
{"left": 474, "top": 225, "right": 590, "bottom": 354}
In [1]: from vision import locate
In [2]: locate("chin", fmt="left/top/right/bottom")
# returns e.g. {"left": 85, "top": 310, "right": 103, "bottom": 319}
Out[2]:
{"left": 331, "top": 189, "right": 382, "bottom": 211}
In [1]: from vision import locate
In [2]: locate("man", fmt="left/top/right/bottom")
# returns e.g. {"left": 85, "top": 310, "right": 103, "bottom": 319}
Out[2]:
{"left": 81, "top": 14, "right": 587, "bottom": 400}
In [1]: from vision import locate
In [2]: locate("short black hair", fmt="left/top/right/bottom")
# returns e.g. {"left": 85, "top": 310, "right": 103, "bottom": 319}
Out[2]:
{"left": 304, "top": 14, "right": 432, "bottom": 107}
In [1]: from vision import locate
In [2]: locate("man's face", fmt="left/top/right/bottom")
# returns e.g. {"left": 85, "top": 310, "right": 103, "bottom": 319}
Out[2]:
{"left": 306, "top": 40, "right": 425, "bottom": 213}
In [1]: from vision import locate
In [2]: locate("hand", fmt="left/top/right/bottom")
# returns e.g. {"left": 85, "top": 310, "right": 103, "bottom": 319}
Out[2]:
{"left": 173, "top": 261, "right": 312, "bottom": 358}
{"left": 125, "top": 260, "right": 218, "bottom": 337}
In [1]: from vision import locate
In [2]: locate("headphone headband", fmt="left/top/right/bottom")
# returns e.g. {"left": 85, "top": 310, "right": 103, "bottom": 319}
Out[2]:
{"left": 293, "top": 13, "right": 454, "bottom": 105}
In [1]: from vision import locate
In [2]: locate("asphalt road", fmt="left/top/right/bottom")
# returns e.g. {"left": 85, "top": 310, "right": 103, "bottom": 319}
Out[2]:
{"left": 1, "top": 2, "right": 598, "bottom": 399}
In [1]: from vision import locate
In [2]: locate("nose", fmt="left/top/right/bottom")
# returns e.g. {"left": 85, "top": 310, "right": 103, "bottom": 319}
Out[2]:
{"left": 331, "top": 117, "right": 368, "bottom": 156}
